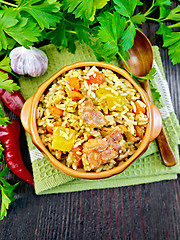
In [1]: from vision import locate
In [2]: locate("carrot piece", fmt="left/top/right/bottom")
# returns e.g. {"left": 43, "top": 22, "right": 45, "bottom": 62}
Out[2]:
{"left": 134, "top": 101, "right": 146, "bottom": 114}
{"left": 55, "top": 120, "right": 63, "bottom": 126}
{"left": 88, "top": 72, "right": 105, "bottom": 85}
{"left": 87, "top": 132, "right": 93, "bottom": 139}
{"left": 46, "top": 125, "right": 53, "bottom": 134}
{"left": 49, "top": 106, "right": 64, "bottom": 116}
{"left": 75, "top": 159, "right": 83, "bottom": 169}
{"left": 68, "top": 77, "right": 80, "bottom": 91}
{"left": 68, "top": 90, "right": 83, "bottom": 101}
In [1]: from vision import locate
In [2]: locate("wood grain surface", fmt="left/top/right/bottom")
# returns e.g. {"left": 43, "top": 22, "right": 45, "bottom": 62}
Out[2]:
{"left": 0, "top": 13, "right": 180, "bottom": 240}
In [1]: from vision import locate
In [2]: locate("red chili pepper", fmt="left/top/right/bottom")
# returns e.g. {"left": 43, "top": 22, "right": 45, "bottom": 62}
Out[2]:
{"left": 0, "top": 70, "right": 25, "bottom": 117}
{"left": 0, "top": 120, "right": 34, "bottom": 186}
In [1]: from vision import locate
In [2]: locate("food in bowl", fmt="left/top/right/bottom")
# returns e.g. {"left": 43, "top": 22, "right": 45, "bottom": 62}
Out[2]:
{"left": 36, "top": 66, "right": 149, "bottom": 172}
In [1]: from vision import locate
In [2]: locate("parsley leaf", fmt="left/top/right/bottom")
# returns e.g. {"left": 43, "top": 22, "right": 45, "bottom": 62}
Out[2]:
{"left": 0, "top": 167, "right": 19, "bottom": 221}
{"left": 97, "top": 12, "right": 126, "bottom": 47}
{"left": 91, "top": 11, "right": 136, "bottom": 62}
{"left": 92, "top": 39, "right": 119, "bottom": 61}
{"left": 151, "top": 88, "right": 161, "bottom": 102}
{"left": 113, "top": 0, "right": 138, "bottom": 18}
{"left": 0, "top": 143, "right": 4, "bottom": 163}
{"left": 137, "top": 0, "right": 143, "bottom": 6}
{"left": 75, "top": 21, "right": 91, "bottom": 45}
{"left": 47, "top": 15, "right": 91, "bottom": 53}
{"left": 0, "top": 56, "right": 12, "bottom": 73}
{"left": 0, "top": 106, "right": 10, "bottom": 126}
{"left": 0, "top": 8, "right": 19, "bottom": 29}
{"left": 0, "top": 71, "right": 20, "bottom": 92}
{"left": 62, "top": 0, "right": 109, "bottom": 21}
{"left": 17, "top": 0, "right": 62, "bottom": 30}
{"left": 0, "top": 9, "right": 41, "bottom": 50}
{"left": 163, "top": 32, "right": 180, "bottom": 64}
{"left": 122, "top": 22, "right": 136, "bottom": 51}
{"left": 6, "top": 17, "right": 41, "bottom": 48}
{"left": 0, "top": 8, "right": 19, "bottom": 50}
{"left": 92, "top": 12, "right": 127, "bottom": 61}
{"left": 0, "top": 116, "right": 10, "bottom": 126}
{"left": 156, "top": 23, "right": 180, "bottom": 64}
{"left": 47, "top": 20, "right": 68, "bottom": 49}
{"left": 156, "top": 23, "right": 172, "bottom": 36}
{"left": 163, "top": 32, "right": 180, "bottom": 47}
{"left": 154, "top": 0, "right": 171, "bottom": 7}
{"left": 159, "top": 5, "right": 171, "bottom": 19}
{"left": 154, "top": 0, "right": 171, "bottom": 20}
{"left": 131, "top": 13, "right": 146, "bottom": 25}
{"left": 164, "top": 5, "right": 180, "bottom": 21}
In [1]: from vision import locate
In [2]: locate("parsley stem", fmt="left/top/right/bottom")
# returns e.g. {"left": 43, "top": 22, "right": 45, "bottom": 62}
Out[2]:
{"left": 66, "top": 30, "right": 77, "bottom": 35}
{"left": 0, "top": 0, "right": 17, "bottom": 7}
{"left": 144, "top": 0, "right": 156, "bottom": 17}
{"left": 168, "top": 22, "right": 180, "bottom": 28}
{"left": 117, "top": 52, "right": 133, "bottom": 76}
{"left": 145, "top": 17, "right": 160, "bottom": 23}
{"left": 144, "top": 6, "right": 158, "bottom": 17}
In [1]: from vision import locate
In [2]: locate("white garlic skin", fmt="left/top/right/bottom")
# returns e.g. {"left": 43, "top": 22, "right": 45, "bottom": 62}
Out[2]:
{"left": 9, "top": 46, "right": 48, "bottom": 77}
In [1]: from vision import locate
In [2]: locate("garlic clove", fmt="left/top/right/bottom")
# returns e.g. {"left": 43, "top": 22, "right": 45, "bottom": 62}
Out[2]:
{"left": 9, "top": 46, "right": 48, "bottom": 77}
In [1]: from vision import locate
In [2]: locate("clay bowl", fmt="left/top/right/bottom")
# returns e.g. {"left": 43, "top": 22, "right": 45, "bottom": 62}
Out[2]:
{"left": 21, "top": 61, "right": 162, "bottom": 179}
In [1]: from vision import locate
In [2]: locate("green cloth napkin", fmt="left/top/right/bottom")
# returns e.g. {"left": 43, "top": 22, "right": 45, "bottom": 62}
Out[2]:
{"left": 19, "top": 43, "right": 180, "bottom": 195}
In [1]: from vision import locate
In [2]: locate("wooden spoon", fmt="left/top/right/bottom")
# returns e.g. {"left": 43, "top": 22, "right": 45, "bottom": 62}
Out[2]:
{"left": 123, "top": 28, "right": 177, "bottom": 167}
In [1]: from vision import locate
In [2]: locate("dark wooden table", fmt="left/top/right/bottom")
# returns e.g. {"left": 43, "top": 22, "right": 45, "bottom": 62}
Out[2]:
{"left": 0, "top": 21, "right": 180, "bottom": 240}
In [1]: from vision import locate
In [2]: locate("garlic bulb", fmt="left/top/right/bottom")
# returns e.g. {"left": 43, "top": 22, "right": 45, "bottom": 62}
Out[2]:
{"left": 9, "top": 46, "right": 48, "bottom": 77}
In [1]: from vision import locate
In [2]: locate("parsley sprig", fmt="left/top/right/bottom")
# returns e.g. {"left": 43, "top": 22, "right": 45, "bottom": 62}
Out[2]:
{"left": 0, "top": 56, "right": 20, "bottom": 92}
{"left": 0, "top": 0, "right": 179, "bottom": 65}
{"left": 0, "top": 166, "right": 19, "bottom": 221}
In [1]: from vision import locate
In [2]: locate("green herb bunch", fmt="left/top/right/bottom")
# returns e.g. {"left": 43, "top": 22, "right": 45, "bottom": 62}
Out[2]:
{"left": 0, "top": 0, "right": 179, "bottom": 65}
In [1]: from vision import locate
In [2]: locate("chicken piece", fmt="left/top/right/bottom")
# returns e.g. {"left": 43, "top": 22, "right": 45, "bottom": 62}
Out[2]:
{"left": 106, "top": 130, "right": 123, "bottom": 152}
{"left": 82, "top": 138, "right": 117, "bottom": 170}
{"left": 101, "top": 127, "right": 125, "bottom": 152}
{"left": 78, "top": 99, "right": 106, "bottom": 128}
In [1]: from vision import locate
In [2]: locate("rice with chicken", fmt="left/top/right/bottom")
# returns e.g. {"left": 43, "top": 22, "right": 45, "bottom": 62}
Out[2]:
{"left": 36, "top": 66, "right": 148, "bottom": 172}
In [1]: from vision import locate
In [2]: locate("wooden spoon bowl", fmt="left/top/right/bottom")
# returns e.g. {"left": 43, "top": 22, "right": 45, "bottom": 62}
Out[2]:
{"left": 126, "top": 28, "right": 153, "bottom": 76}
{"left": 123, "top": 28, "right": 177, "bottom": 167}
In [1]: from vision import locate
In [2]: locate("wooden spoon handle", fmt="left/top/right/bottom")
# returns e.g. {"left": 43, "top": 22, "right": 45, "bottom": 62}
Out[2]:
{"left": 140, "top": 80, "right": 177, "bottom": 167}
{"left": 156, "top": 126, "right": 177, "bottom": 166}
